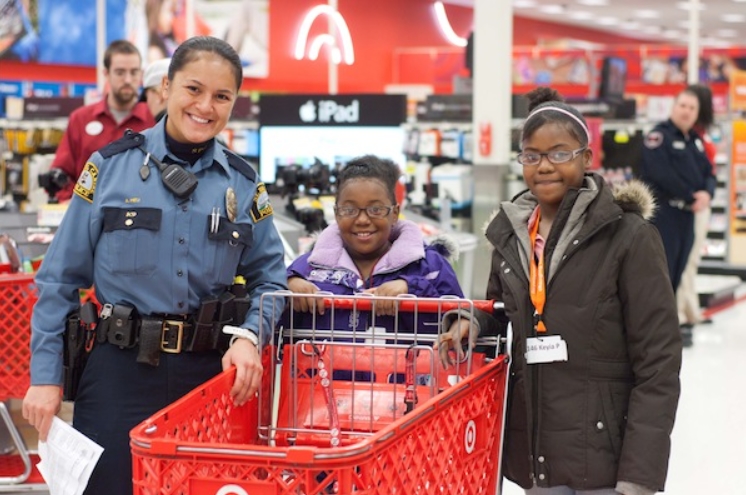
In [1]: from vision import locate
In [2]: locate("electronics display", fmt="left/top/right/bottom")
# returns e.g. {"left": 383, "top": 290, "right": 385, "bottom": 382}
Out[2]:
{"left": 599, "top": 56, "right": 627, "bottom": 101}
{"left": 259, "top": 126, "right": 406, "bottom": 185}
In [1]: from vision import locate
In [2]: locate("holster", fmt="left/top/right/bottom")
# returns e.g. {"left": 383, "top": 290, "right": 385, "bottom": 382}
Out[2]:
{"left": 62, "top": 302, "right": 98, "bottom": 401}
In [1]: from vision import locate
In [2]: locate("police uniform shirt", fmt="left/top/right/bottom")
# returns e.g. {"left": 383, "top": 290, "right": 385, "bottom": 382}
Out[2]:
{"left": 30, "top": 118, "right": 287, "bottom": 385}
{"left": 639, "top": 119, "right": 717, "bottom": 205}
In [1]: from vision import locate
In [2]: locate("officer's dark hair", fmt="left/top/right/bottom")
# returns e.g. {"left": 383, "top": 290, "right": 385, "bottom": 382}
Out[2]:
{"left": 337, "top": 155, "right": 401, "bottom": 204}
{"left": 169, "top": 36, "right": 243, "bottom": 91}
{"left": 521, "top": 87, "right": 590, "bottom": 148}
{"left": 686, "top": 84, "right": 714, "bottom": 130}
{"left": 104, "top": 40, "right": 141, "bottom": 70}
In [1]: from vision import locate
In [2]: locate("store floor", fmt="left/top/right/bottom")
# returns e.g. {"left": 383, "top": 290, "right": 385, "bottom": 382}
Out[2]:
{"left": 3, "top": 290, "right": 746, "bottom": 494}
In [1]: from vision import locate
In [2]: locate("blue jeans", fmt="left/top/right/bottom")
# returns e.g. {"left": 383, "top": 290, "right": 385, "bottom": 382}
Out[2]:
{"left": 525, "top": 486, "right": 618, "bottom": 495}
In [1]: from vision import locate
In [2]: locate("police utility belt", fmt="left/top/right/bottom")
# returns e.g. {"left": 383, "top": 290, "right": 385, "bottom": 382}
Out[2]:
{"left": 668, "top": 198, "right": 694, "bottom": 211}
{"left": 94, "top": 291, "right": 248, "bottom": 367}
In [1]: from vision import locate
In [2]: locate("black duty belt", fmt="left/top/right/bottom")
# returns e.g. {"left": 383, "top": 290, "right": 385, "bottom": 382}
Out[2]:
{"left": 668, "top": 199, "right": 694, "bottom": 211}
{"left": 97, "top": 304, "right": 227, "bottom": 367}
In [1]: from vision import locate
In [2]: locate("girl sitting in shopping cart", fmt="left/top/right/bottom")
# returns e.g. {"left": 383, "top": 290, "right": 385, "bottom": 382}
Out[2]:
{"left": 284, "top": 154, "right": 471, "bottom": 350}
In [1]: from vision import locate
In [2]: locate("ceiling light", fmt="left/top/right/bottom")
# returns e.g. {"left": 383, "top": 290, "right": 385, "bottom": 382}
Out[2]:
{"left": 539, "top": 4, "right": 565, "bottom": 14}
{"left": 717, "top": 29, "right": 738, "bottom": 37}
{"left": 663, "top": 30, "right": 682, "bottom": 38}
{"left": 676, "top": 2, "right": 705, "bottom": 10}
{"left": 512, "top": 0, "right": 537, "bottom": 7}
{"left": 634, "top": 9, "right": 660, "bottom": 19}
{"left": 577, "top": 0, "right": 609, "bottom": 5}
{"left": 641, "top": 25, "right": 662, "bottom": 34}
{"left": 597, "top": 17, "right": 618, "bottom": 25}
{"left": 621, "top": 21, "right": 641, "bottom": 30}
{"left": 722, "top": 13, "right": 746, "bottom": 22}
{"left": 569, "top": 11, "right": 593, "bottom": 20}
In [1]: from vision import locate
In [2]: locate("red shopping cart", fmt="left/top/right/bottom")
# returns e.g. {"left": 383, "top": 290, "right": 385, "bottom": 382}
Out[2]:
{"left": 131, "top": 293, "right": 511, "bottom": 495}
{"left": 0, "top": 273, "right": 46, "bottom": 491}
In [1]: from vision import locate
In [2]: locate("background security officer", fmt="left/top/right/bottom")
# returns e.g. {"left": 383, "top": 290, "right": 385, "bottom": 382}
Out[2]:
{"left": 23, "top": 37, "right": 287, "bottom": 495}
{"left": 638, "top": 87, "right": 716, "bottom": 345}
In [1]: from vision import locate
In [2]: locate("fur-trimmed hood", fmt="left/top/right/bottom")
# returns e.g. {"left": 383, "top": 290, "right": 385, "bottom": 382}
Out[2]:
{"left": 610, "top": 179, "right": 656, "bottom": 220}
{"left": 483, "top": 174, "right": 656, "bottom": 236}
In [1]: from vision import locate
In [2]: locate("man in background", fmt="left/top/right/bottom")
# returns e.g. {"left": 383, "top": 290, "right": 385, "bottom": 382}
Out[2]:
{"left": 49, "top": 40, "right": 154, "bottom": 201}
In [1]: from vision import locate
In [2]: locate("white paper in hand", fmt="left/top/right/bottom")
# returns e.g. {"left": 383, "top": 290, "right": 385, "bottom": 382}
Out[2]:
{"left": 37, "top": 416, "right": 104, "bottom": 495}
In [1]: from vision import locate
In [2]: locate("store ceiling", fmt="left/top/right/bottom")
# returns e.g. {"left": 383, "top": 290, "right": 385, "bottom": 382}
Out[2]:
{"left": 444, "top": 0, "right": 746, "bottom": 48}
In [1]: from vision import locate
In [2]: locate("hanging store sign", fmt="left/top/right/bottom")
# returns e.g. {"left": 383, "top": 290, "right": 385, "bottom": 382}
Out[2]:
{"left": 259, "top": 94, "right": 406, "bottom": 127}
{"left": 294, "top": 4, "right": 355, "bottom": 65}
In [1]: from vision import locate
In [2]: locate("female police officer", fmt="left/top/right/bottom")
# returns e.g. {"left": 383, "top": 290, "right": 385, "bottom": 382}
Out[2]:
{"left": 22, "top": 37, "right": 287, "bottom": 495}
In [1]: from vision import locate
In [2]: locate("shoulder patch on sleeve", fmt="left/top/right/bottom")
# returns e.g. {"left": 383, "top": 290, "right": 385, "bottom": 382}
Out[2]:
{"left": 98, "top": 129, "right": 145, "bottom": 158}
{"left": 644, "top": 131, "right": 663, "bottom": 150}
{"left": 73, "top": 161, "right": 99, "bottom": 203}
{"left": 224, "top": 150, "right": 257, "bottom": 182}
{"left": 251, "top": 182, "right": 273, "bottom": 222}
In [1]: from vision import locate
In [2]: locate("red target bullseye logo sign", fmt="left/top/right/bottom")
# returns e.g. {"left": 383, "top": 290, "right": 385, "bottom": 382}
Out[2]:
{"left": 464, "top": 419, "right": 477, "bottom": 454}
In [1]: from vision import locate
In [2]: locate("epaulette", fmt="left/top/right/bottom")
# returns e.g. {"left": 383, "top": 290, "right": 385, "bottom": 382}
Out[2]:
{"left": 224, "top": 150, "right": 257, "bottom": 182}
{"left": 99, "top": 129, "right": 145, "bottom": 158}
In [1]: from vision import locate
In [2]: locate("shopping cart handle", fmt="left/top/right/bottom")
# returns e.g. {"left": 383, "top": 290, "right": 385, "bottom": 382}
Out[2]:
{"left": 321, "top": 297, "right": 497, "bottom": 314}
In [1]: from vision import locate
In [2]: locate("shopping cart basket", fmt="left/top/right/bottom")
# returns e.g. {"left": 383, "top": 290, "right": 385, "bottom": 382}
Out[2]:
{"left": 0, "top": 273, "right": 46, "bottom": 491}
{"left": 131, "top": 293, "right": 511, "bottom": 495}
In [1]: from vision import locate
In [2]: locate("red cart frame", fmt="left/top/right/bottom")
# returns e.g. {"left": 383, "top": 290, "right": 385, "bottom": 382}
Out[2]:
{"left": 0, "top": 273, "right": 46, "bottom": 490}
{"left": 131, "top": 294, "right": 511, "bottom": 495}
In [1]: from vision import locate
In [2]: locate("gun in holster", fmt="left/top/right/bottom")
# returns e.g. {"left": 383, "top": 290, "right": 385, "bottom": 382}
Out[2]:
{"left": 62, "top": 302, "right": 98, "bottom": 401}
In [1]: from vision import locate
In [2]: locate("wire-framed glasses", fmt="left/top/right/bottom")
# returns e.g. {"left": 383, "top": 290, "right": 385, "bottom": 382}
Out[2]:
{"left": 517, "top": 147, "right": 587, "bottom": 167}
{"left": 334, "top": 205, "right": 397, "bottom": 219}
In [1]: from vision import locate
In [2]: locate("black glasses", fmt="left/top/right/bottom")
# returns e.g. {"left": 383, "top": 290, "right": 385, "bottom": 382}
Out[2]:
{"left": 517, "top": 147, "right": 587, "bottom": 167}
{"left": 334, "top": 205, "right": 397, "bottom": 219}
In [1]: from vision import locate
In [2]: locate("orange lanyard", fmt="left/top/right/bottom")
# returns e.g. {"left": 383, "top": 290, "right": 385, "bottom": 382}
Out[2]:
{"left": 529, "top": 211, "right": 547, "bottom": 333}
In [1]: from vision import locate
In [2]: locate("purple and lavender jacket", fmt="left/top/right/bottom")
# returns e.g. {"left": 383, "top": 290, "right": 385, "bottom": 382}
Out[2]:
{"left": 284, "top": 220, "right": 464, "bottom": 336}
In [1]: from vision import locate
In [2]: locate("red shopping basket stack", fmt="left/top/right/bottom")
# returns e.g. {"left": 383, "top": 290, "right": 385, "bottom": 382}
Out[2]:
{"left": 131, "top": 294, "right": 511, "bottom": 495}
{"left": 0, "top": 273, "right": 45, "bottom": 488}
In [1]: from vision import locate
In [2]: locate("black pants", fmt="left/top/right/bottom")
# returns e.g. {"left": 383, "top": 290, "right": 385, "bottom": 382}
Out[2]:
{"left": 73, "top": 343, "right": 222, "bottom": 495}
{"left": 652, "top": 204, "right": 695, "bottom": 292}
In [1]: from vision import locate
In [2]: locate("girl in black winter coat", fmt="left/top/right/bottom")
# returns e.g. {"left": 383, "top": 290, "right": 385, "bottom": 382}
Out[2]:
{"left": 444, "top": 88, "right": 682, "bottom": 495}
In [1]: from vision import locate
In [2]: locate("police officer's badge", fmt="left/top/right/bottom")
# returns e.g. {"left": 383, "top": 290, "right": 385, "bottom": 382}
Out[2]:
{"left": 73, "top": 161, "right": 98, "bottom": 203}
{"left": 644, "top": 131, "right": 663, "bottom": 149}
{"left": 251, "top": 183, "right": 273, "bottom": 222}
{"left": 226, "top": 187, "right": 237, "bottom": 222}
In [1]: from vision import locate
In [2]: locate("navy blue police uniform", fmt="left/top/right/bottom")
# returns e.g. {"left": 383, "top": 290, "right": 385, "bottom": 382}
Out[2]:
{"left": 29, "top": 118, "right": 287, "bottom": 495}
{"left": 638, "top": 119, "right": 716, "bottom": 290}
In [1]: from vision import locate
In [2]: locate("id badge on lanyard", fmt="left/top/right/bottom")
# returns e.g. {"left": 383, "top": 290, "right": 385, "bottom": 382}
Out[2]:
{"left": 527, "top": 210, "right": 568, "bottom": 365}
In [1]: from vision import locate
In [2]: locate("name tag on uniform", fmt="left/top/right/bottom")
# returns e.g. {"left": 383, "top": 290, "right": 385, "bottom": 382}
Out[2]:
{"left": 672, "top": 141, "right": 686, "bottom": 150}
{"left": 525, "top": 335, "right": 568, "bottom": 364}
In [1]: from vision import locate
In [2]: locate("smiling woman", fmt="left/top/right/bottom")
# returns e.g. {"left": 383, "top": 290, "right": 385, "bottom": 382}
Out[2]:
{"left": 164, "top": 36, "right": 243, "bottom": 146}
{"left": 23, "top": 36, "right": 288, "bottom": 495}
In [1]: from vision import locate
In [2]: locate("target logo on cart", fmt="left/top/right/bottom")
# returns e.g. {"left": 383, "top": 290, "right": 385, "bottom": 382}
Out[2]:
{"left": 216, "top": 486, "right": 249, "bottom": 495}
{"left": 464, "top": 420, "right": 477, "bottom": 454}
{"left": 463, "top": 414, "right": 487, "bottom": 455}
{"left": 192, "top": 480, "right": 276, "bottom": 495}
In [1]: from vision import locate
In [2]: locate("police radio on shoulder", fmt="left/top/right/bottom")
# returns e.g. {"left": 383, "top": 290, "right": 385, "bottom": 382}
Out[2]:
{"left": 223, "top": 325, "right": 260, "bottom": 347}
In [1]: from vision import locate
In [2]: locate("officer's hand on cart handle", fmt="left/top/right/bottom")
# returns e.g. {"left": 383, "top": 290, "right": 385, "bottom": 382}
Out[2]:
{"left": 22, "top": 385, "right": 62, "bottom": 442}
{"left": 222, "top": 339, "right": 262, "bottom": 406}
{"left": 434, "top": 320, "right": 473, "bottom": 369}
{"left": 288, "top": 277, "right": 325, "bottom": 315}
